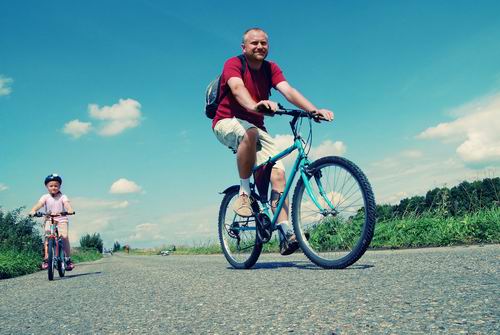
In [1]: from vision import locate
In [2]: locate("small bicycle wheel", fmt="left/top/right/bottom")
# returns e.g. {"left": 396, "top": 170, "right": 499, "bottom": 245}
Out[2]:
{"left": 57, "top": 240, "right": 65, "bottom": 278}
{"left": 218, "top": 187, "right": 262, "bottom": 269}
{"left": 292, "top": 156, "right": 376, "bottom": 269}
{"left": 47, "top": 238, "right": 55, "bottom": 281}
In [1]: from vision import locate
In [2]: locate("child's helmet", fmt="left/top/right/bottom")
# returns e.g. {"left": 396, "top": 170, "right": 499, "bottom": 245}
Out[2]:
{"left": 44, "top": 173, "right": 62, "bottom": 185}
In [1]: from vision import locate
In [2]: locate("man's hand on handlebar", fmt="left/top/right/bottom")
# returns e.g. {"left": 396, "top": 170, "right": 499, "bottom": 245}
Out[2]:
{"left": 311, "top": 109, "right": 334, "bottom": 122}
{"left": 254, "top": 100, "right": 278, "bottom": 115}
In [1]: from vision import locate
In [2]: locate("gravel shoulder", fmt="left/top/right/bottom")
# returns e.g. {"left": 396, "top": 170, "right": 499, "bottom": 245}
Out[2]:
{"left": 1, "top": 245, "right": 498, "bottom": 334}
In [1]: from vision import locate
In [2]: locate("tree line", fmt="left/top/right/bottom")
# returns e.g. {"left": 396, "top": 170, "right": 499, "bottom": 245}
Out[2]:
{"left": 377, "top": 177, "right": 500, "bottom": 221}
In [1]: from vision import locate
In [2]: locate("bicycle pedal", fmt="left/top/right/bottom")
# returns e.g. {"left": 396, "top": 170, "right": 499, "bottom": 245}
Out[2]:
{"left": 256, "top": 213, "right": 272, "bottom": 243}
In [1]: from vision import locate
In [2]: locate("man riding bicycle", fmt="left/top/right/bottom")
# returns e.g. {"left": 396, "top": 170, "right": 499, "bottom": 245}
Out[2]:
{"left": 212, "top": 28, "right": 334, "bottom": 255}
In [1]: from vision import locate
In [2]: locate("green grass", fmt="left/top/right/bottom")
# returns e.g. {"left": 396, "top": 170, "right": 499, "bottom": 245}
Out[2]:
{"left": 0, "top": 247, "right": 103, "bottom": 280}
{"left": 0, "top": 249, "right": 41, "bottom": 280}
{"left": 133, "top": 207, "right": 499, "bottom": 255}
{"left": 371, "top": 207, "right": 500, "bottom": 248}
{"left": 71, "top": 248, "right": 103, "bottom": 263}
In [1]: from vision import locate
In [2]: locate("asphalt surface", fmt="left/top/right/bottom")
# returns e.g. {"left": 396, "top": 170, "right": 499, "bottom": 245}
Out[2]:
{"left": 0, "top": 245, "right": 498, "bottom": 334}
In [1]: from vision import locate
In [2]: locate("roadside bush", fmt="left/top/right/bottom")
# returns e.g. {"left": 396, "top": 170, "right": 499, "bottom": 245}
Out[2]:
{"left": 0, "top": 208, "right": 43, "bottom": 254}
{"left": 0, "top": 249, "right": 40, "bottom": 279}
{"left": 0, "top": 208, "right": 43, "bottom": 279}
{"left": 113, "top": 241, "right": 121, "bottom": 252}
{"left": 71, "top": 247, "right": 102, "bottom": 263}
{"left": 79, "top": 233, "right": 103, "bottom": 253}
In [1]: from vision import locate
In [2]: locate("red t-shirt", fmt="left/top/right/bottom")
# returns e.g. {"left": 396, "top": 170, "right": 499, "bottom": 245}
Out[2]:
{"left": 212, "top": 56, "right": 286, "bottom": 130}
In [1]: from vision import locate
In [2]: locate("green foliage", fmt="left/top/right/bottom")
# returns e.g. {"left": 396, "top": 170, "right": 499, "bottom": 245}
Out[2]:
{"left": 0, "top": 208, "right": 43, "bottom": 279}
{"left": 0, "top": 208, "right": 43, "bottom": 254}
{"left": 378, "top": 177, "right": 500, "bottom": 221}
{"left": 71, "top": 248, "right": 103, "bottom": 263}
{"left": 371, "top": 207, "right": 500, "bottom": 248}
{"left": 79, "top": 233, "right": 103, "bottom": 253}
{"left": 0, "top": 249, "right": 41, "bottom": 279}
{"left": 113, "top": 241, "right": 121, "bottom": 252}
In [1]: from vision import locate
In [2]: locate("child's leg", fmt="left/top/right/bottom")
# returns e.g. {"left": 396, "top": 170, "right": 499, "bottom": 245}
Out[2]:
{"left": 58, "top": 222, "right": 70, "bottom": 257}
{"left": 43, "top": 222, "right": 50, "bottom": 259}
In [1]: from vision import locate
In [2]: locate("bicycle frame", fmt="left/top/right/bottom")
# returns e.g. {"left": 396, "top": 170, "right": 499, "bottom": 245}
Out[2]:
{"left": 45, "top": 219, "right": 64, "bottom": 260}
{"left": 239, "top": 112, "right": 337, "bottom": 235}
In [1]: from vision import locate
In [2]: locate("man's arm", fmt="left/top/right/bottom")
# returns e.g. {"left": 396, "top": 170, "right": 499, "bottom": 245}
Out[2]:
{"left": 276, "top": 81, "right": 334, "bottom": 121}
{"left": 227, "top": 77, "right": 278, "bottom": 115}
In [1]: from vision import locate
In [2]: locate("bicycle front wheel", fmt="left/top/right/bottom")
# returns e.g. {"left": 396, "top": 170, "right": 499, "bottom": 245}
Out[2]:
{"left": 57, "top": 240, "right": 65, "bottom": 278}
{"left": 47, "top": 238, "right": 55, "bottom": 281}
{"left": 218, "top": 187, "right": 262, "bottom": 269}
{"left": 292, "top": 156, "right": 376, "bottom": 269}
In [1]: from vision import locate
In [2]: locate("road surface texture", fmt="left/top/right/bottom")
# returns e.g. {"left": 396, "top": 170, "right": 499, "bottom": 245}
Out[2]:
{"left": 1, "top": 245, "right": 498, "bottom": 334}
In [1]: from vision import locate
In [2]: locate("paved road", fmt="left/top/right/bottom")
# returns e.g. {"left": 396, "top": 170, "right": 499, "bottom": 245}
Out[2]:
{"left": 1, "top": 245, "right": 498, "bottom": 334}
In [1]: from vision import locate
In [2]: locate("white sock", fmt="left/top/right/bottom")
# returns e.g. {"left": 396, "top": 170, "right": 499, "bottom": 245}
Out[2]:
{"left": 239, "top": 178, "right": 251, "bottom": 196}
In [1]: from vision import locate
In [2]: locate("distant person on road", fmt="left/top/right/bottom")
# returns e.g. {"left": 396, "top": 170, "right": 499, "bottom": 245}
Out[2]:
{"left": 29, "top": 174, "right": 75, "bottom": 270}
{"left": 212, "top": 28, "right": 334, "bottom": 255}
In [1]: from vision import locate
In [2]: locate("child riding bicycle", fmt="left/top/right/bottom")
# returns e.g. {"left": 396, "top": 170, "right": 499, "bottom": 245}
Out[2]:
{"left": 29, "top": 174, "right": 75, "bottom": 270}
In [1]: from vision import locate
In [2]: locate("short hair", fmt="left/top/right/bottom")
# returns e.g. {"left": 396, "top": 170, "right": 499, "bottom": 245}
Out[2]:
{"left": 242, "top": 28, "right": 268, "bottom": 43}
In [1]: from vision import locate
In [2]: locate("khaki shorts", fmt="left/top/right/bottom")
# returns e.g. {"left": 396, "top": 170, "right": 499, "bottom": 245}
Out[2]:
{"left": 44, "top": 220, "right": 68, "bottom": 238}
{"left": 213, "top": 118, "right": 285, "bottom": 171}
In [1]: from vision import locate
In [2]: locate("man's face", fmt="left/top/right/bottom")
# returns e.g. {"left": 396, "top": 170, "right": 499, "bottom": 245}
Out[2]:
{"left": 242, "top": 30, "right": 269, "bottom": 61}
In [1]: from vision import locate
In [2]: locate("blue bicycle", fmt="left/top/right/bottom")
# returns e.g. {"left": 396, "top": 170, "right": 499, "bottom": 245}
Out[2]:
{"left": 218, "top": 106, "right": 376, "bottom": 269}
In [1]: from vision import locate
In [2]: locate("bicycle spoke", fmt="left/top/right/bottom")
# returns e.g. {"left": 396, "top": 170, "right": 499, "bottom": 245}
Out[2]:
{"left": 293, "top": 156, "right": 376, "bottom": 269}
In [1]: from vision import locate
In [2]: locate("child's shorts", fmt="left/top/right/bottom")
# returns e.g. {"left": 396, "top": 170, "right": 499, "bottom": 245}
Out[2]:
{"left": 44, "top": 220, "right": 69, "bottom": 237}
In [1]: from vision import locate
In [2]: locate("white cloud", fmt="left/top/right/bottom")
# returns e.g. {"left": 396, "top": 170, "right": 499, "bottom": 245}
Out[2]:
{"left": 367, "top": 148, "right": 498, "bottom": 205}
{"left": 63, "top": 119, "right": 92, "bottom": 138}
{"left": 0, "top": 75, "right": 13, "bottom": 96}
{"left": 417, "top": 93, "right": 500, "bottom": 164}
{"left": 401, "top": 150, "right": 423, "bottom": 159}
{"left": 129, "top": 223, "right": 165, "bottom": 242}
{"left": 309, "top": 139, "right": 347, "bottom": 160}
{"left": 0, "top": 183, "right": 8, "bottom": 192}
{"left": 67, "top": 197, "right": 130, "bottom": 245}
{"left": 71, "top": 197, "right": 129, "bottom": 209}
{"left": 89, "top": 98, "right": 142, "bottom": 136}
{"left": 109, "top": 178, "right": 142, "bottom": 194}
{"left": 272, "top": 134, "right": 347, "bottom": 167}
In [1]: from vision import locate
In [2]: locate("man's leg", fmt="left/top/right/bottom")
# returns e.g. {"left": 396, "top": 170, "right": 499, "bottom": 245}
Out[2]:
{"left": 270, "top": 167, "right": 288, "bottom": 222}
{"left": 236, "top": 127, "right": 258, "bottom": 181}
{"left": 270, "top": 168, "right": 299, "bottom": 255}
{"left": 233, "top": 127, "right": 259, "bottom": 216}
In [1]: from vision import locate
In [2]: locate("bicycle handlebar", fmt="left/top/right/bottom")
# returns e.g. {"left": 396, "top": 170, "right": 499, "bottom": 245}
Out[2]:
{"left": 31, "top": 212, "right": 76, "bottom": 218}
{"left": 258, "top": 104, "right": 328, "bottom": 121}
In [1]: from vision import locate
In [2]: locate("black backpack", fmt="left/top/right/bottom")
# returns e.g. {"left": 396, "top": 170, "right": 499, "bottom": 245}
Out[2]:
{"left": 205, "top": 55, "right": 272, "bottom": 119}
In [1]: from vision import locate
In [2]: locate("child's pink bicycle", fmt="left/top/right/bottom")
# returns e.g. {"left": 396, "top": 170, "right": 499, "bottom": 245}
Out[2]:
{"left": 31, "top": 212, "right": 75, "bottom": 281}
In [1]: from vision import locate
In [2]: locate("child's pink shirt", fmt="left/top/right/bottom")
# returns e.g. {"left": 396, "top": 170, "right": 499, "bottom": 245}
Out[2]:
{"left": 38, "top": 193, "right": 70, "bottom": 222}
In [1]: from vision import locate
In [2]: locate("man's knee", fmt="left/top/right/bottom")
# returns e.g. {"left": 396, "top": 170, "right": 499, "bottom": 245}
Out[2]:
{"left": 243, "top": 128, "right": 259, "bottom": 143}
{"left": 271, "top": 168, "right": 286, "bottom": 186}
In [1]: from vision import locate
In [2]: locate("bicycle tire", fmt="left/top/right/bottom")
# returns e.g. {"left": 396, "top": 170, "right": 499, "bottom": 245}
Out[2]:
{"left": 48, "top": 238, "right": 55, "bottom": 281}
{"left": 57, "top": 239, "right": 65, "bottom": 278}
{"left": 218, "top": 187, "right": 262, "bottom": 269}
{"left": 291, "top": 156, "right": 376, "bottom": 269}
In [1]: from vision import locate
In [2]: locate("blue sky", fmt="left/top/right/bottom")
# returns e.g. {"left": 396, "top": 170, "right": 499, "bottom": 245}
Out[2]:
{"left": 1, "top": 0, "right": 499, "bottom": 248}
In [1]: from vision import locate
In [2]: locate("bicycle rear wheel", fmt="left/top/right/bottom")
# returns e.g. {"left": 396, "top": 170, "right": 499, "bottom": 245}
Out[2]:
{"left": 292, "top": 156, "right": 376, "bottom": 269}
{"left": 47, "top": 238, "right": 55, "bottom": 281}
{"left": 57, "top": 240, "right": 65, "bottom": 278}
{"left": 218, "top": 187, "right": 262, "bottom": 269}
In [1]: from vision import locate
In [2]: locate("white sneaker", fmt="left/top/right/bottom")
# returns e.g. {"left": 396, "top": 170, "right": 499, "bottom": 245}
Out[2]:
{"left": 233, "top": 194, "right": 253, "bottom": 217}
